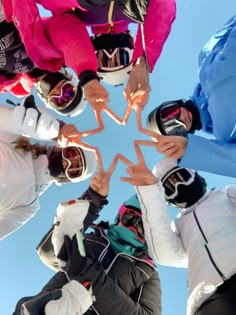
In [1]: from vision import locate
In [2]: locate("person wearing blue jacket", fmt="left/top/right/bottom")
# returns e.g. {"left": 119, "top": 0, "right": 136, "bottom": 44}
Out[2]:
{"left": 143, "top": 15, "right": 236, "bottom": 178}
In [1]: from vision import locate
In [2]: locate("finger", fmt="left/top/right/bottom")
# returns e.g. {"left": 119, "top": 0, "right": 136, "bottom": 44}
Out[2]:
{"left": 93, "top": 108, "right": 104, "bottom": 130}
{"left": 134, "top": 139, "right": 157, "bottom": 148}
{"left": 123, "top": 84, "right": 131, "bottom": 101}
{"left": 80, "top": 126, "right": 104, "bottom": 138}
{"left": 103, "top": 106, "right": 123, "bottom": 125}
{"left": 157, "top": 142, "right": 176, "bottom": 153}
{"left": 95, "top": 95, "right": 109, "bottom": 103}
{"left": 64, "top": 132, "right": 82, "bottom": 138}
{"left": 117, "top": 153, "right": 134, "bottom": 168}
{"left": 90, "top": 180, "right": 101, "bottom": 191}
{"left": 135, "top": 111, "right": 160, "bottom": 139}
{"left": 132, "top": 91, "right": 150, "bottom": 104}
{"left": 136, "top": 108, "right": 143, "bottom": 131}
{"left": 94, "top": 149, "right": 102, "bottom": 165}
{"left": 122, "top": 103, "right": 133, "bottom": 124}
{"left": 106, "top": 155, "right": 119, "bottom": 176}
{"left": 56, "top": 137, "right": 66, "bottom": 147}
{"left": 126, "top": 167, "right": 135, "bottom": 177}
{"left": 95, "top": 151, "right": 104, "bottom": 174}
{"left": 134, "top": 143, "right": 146, "bottom": 165}
{"left": 120, "top": 176, "right": 133, "bottom": 184}
{"left": 91, "top": 173, "right": 102, "bottom": 184}
{"left": 161, "top": 146, "right": 179, "bottom": 158}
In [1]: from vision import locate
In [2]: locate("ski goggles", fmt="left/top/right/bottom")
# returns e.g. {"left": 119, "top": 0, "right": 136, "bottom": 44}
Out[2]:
{"left": 62, "top": 146, "right": 85, "bottom": 180}
{"left": 162, "top": 167, "right": 195, "bottom": 200}
{"left": 95, "top": 47, "right": 131, "bottom": 69}
{"left": 159, "top": 102, "right": 187, "bottom": 136}
{"left": 48, "top": 81, "right": 77, "bottom": 109}
{"left": 119, "top": 204, "right": 144, "bottom": 241}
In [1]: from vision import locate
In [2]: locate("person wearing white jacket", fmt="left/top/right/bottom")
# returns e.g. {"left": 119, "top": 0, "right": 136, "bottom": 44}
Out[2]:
{"left": 118, "top": 145, "right": 236, "bottom": 315}
{"left": 0, "top": 95, "right": 97, "bottom": 241}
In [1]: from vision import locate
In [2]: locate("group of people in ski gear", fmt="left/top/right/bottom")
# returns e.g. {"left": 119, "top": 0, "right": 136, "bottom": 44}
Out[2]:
{"left": 0, "top": 0, "right": 236, "bottom": 314}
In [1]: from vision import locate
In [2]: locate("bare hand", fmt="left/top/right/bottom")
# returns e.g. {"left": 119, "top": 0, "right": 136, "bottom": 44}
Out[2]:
{"left": 117, "top": 143, "right": 158, "bottom": 186}
{"left": 123, "top": 57, "right": 151, "bottom": 124}
{"left": 84, "top": 79, "right": 124, "bottom": 127}
{"left": 155, "top": 135, "right": 187, "bottom": 159}
{"left": 133, "top": 134, "right": 188, "bottom": 160}
{"left": 57, "top": 124, "right": 82, "bottom": 146}
{"left": 90, "top": 153, "right": 119, "bottom": 196}
{"left": 57, "top": 123, "right": 100, "bottom": 157}
{"left": 133, "top": 111, "right": 188, "bottom": 159}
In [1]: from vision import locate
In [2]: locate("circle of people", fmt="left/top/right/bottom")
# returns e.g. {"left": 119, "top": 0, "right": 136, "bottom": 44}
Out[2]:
{"left": 0, "top": 1, "right": 236, "bottom": 314}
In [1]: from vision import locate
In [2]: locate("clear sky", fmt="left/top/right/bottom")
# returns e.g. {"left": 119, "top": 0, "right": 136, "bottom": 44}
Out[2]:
{"left": 0, "top": 1, "right": 236, "bottom": 314}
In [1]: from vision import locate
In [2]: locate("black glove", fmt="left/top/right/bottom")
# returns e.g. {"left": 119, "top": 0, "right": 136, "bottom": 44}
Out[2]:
{"left": 57, "top": 235, "right": 87, "bottom": 279}
{"left": 20, "top": 290, "right": 62, "bottom": 315}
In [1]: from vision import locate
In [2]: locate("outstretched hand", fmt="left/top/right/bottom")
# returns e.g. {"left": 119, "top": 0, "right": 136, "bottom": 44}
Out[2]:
{"left": 122, "top": 57, "right": 151, "bottom": 124}
{"left": 90, "top": 152, "right": 119, "bottom": 196}
{"left": 117, "top": 143, "right": 158, "bottom": 186}
{"left": 84, "top": 79, "right": 124, "bottom": 128}
{"left": 135, "top": 110, "right": 188, "bottom": 159}
{"left": 57, "top": 123, "right": 100, "bottom": 158}
{"left": 133, "top": 136, "right": 187, "bottom": 160}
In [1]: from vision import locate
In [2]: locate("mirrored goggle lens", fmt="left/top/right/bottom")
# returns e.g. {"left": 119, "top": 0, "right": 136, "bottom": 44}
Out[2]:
{"left": 160, "top": 104, "right": 187, "bottom": 136}
{"left": 62, "top": 147, "right": 85, "bottom": 179}
{"left": 163, "top": 169, "right": 194, "bottom": 198}
{"left": 120, "top": 210, "right": 144, "bottom": 239}
{"left": 49, "top": 83, "right": 76, "bottom": 109}
{"left": 161, "top": 104, "right": 181, "bottom": 121}
{"left": 96, "top": 48, "right": 130, "bottom": 68}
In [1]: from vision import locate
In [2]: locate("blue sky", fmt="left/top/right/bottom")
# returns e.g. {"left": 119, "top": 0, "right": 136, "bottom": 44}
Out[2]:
{"left": 0, "top": 1, "right": 236, "bottom": 314}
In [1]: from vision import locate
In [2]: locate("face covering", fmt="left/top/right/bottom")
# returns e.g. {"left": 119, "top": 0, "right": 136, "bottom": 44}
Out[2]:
{"left": 106, "top": 225, "right": 147, "bottom": 256}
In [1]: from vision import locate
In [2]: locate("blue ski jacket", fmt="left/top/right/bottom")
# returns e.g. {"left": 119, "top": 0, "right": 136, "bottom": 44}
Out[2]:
{"left": 180, "top": 15, "right": 236, "bottom": 177}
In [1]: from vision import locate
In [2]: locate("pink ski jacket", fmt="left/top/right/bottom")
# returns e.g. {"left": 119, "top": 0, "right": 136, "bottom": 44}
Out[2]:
{"left": 2, "top": 0, "right": 176, "bottom": 76}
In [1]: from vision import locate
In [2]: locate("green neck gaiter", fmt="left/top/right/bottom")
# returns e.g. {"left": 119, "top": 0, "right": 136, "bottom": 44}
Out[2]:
{"left": 106, "top": 225, "right": 147, "bottom": 256}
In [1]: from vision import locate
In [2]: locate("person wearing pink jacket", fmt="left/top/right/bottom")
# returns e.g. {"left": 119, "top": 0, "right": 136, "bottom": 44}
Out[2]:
{"left": 2, "top": 0, "right": 176, "bottom": 124}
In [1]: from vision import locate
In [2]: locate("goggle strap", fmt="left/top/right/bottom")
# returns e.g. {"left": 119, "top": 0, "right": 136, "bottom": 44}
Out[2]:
{"left": 92, "top": 33, "right": 134, "bottom": 51}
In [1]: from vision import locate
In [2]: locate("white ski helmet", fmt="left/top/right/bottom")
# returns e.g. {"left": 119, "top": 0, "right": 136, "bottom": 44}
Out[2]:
{"left": 47, "top": 145, "right": 97, "bottom": 184}
{"left": 91, "top": 31, "right": 134, "bottom": 86}
{"left": 35, "top": 68, "right": 87, "bottom": 117}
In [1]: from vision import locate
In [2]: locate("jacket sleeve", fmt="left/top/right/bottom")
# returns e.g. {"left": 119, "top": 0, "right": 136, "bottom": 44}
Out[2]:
{"left": 9, "top": 0, "right": 98, "bottom": 75}
{"left": 179, "top": 134, "right": 236, "bottom": 178}
{"left": 0, "top": 73, "right": 35, "bottom": 97}
{"left": 42, "top": 14, "right": 98, "bottom": 76}
{"left": 198, "top": 15, "right": 236, "bottom": 68}
{"left": 197, "top": 16, "right": 236, "bottom": 142}
{"left": 134, "top": 183, "right": 188, "bottom": 268}
{"left": 76, "top": 261, "right": 162, "bottom": 315}
{"left": 13, "top": 272, "right": 66, "bottom": 315}
{"left": 0, "top": 199, "right": 39, "bottom": 241}
{"left": 133, "top": 0, "right": 176, "bottom": 72}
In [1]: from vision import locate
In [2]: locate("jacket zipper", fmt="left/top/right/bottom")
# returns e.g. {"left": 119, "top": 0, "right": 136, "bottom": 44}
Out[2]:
{"left": 193, "top": 211, "right": 227, "bottom": 281}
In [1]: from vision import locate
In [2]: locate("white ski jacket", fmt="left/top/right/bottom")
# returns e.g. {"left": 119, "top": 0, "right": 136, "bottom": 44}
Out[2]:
{"left": 135, "top": 182, "right": 236, "bottom": 315}
{"left": 0, "top": 104, "right": 57, "bottom": 240}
